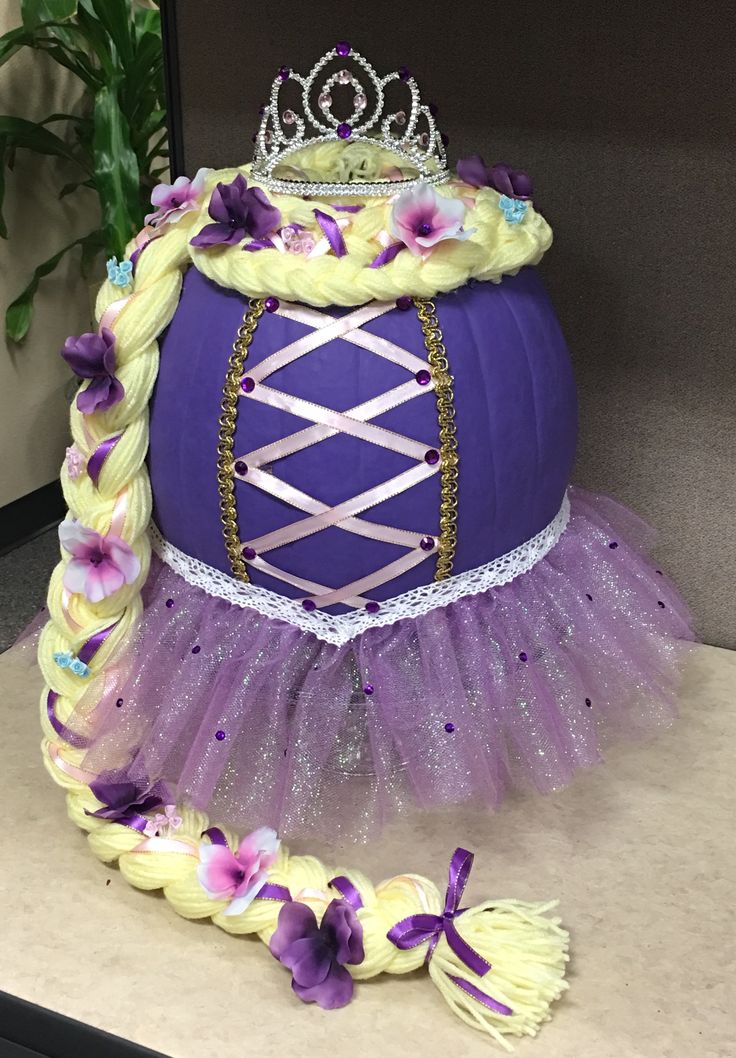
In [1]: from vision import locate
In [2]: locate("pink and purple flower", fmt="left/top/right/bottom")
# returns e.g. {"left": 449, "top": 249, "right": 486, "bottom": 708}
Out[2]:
{"left": 145, "top": 167, "right": 212, "bottom": 227}
{"left": 197, "top": 826, "right": 280, "bottom": 916}
{"left": 457, "top": 156, "right": 533, "bottom": 200}
{"left": 190, "top": 174, "right": 281, "bottom": 249}
{"left": 61, "top": 327, "right": 124, "bottom": 415}
{"left": 59, "top": 519, "right": 140, "bottom": 603}
{"left": 389, "top": 184, "right": 472, "bottom": 257}
{"left": 270, "top": 898, "right": 365, "bottom": 1009}
{"left": 65, "top": 445, "right": 84, "bottom": 480}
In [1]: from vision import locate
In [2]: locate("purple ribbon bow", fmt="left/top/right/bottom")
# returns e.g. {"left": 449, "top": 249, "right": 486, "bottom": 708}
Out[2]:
{"left": 86, "top": 776, "right": 170, "bottom": 832}
{"left": 387, "top": 847, "right": 513, "bottom": 1017}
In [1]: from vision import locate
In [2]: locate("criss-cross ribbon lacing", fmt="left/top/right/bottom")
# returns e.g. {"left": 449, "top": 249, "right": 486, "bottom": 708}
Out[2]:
{"left": 233, "top": 301, "right": 442, "bottom": 611}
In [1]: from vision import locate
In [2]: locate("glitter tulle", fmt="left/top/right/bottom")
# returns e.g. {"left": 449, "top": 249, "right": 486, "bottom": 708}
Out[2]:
{"left": 68, "top": 488, "right": 695, "bottom": 842}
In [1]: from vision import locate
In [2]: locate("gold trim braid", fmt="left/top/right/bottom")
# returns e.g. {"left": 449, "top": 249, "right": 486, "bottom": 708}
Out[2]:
{"left": 414, "top": 297, "right": 459, "bottom": 581}
{"left": 217, "top": 298, "right": 265, "bottom": 583}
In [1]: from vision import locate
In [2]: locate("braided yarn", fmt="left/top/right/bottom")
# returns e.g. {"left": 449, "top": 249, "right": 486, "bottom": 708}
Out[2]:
{"left": 39, "top": 173, "right": 568, "bottom": 1048}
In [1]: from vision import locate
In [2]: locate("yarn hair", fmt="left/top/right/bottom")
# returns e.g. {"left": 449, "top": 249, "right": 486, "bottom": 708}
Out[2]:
{"left": 38, "top": 174, "right": 568, "bottom": 1049}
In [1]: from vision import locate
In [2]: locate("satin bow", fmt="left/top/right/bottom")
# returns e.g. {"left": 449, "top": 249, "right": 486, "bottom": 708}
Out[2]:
{"left": 387, "top": 847, "right": 513, "bottom": 1016}
{"left": 86, "top": 776, "right": 170, "bottom": 832}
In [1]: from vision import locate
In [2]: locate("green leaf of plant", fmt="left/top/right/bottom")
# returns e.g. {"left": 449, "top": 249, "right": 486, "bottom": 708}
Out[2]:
{"left": 5, "top": 230, "right": 100, "bottom": 342}
{"left": 21, "top": 0, "right": 78, "bottom": 29}
{"left": 0, "top": 114, "right": 89, "bottom": 171}
{"left": 75, "top": 4, "right": 115, "bottom": 77}
{"left": 59, "top": 177, "right": 95, "bottom": 198}
{"left": 134, "top": 6, "right": 159, "bottom": 41}
{"left": 36, "top": 39, "right": 101, "bottom": 88}
{"left": 93, "top": 83, "right": 140, "bottom": 257}
{"left": 89, "top": 0, "right": 133, "bottom": 67}
{"left": 0, "top": 26, "right": 38, "bottom": 68}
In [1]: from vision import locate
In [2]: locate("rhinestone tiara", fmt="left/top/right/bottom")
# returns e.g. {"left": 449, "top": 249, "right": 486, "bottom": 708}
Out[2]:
{"left": 250, "top": 42, "right": 452, "bottom": 198}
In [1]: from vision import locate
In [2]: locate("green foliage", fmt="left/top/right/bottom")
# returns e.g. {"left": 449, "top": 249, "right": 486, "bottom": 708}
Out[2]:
{"left": 0, "top": 0, "right": 168, "bottom": 342}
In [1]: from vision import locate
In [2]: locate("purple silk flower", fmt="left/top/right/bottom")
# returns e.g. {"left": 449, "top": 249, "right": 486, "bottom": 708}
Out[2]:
{"left": 190, "top": 174, "right": 281, "bottom": 248}
{"left": 270, "top": 898, "right": 365, "bottom": 1009}
{"left": 61, "top": 327, "right": 123, "bottom": 414}
{"left": 87, "top": 776, "right": 168, "bottom": 823}
{"left": 457, "top": 155, "right": 533, "bottom": 199}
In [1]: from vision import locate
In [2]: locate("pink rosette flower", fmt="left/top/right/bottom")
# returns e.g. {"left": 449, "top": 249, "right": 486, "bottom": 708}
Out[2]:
{"left": 65, "top": 445, "right": 84, "bottom": 480}
{"left": 197, "top": 826, "right": 280, "bottom": 916}
{"left": 59, "top": 519, "right": 140, "bottom": 603}
{"left": 145, "top": 167, "right": 211, "bottom": 227}
{"left": 390, "top": 184, "right": 472, "bottom": 256}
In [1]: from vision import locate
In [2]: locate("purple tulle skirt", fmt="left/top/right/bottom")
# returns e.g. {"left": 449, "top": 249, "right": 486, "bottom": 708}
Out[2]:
{"left": 69, "top": 488, "right": 695, "bottom": 842}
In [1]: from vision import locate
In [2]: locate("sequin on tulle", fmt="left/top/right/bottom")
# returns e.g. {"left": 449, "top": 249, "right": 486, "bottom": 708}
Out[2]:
{"left": 67, "top": 488, "right": 695, "bottom": 842}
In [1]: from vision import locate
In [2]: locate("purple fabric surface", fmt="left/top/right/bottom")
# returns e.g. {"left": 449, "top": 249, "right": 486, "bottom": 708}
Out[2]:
{"left": 70, "top": 488, "right": 694, "bottom": 842}
{"left": 148, "top": 268, "right": 576, "bottom": 612}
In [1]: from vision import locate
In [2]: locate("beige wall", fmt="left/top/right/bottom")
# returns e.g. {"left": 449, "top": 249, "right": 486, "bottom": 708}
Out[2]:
{"left": 0, "top": 2, "right": 96, "bottom": 508}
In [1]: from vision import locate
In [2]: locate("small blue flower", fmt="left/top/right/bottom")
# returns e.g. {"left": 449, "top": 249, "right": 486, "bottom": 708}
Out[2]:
{"left": 498, "top": 195, "right": 528, "bottom": 225}
{"left": 53, "top": 650, "right": 90, "bottom": 677}
{"left": 106, "top": 256, "right": 134, "bottom": 287}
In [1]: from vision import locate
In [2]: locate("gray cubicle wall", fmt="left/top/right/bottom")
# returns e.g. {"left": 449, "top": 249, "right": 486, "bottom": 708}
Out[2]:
{"left": 162, "top": 0, "right": 736, "bottom": 647}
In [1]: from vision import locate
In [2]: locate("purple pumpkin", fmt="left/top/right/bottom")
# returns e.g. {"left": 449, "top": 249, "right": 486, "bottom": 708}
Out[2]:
{"left": 149, "top": 266, "right": 577, "bottom": 606}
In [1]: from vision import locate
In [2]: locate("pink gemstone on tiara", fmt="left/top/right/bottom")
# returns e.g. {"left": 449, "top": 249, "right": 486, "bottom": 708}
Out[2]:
{"left": 282, "top": 109, "right": 296, "bottom": 125}
{"left": 394, "top": 110, "right": 406, "bottom": 126}
{"left": 353, "top": 93, "right": 367, "bottom": 111}
{"left": 318, "top": 92, "right": 332, "bottom": 110}
{"left": 337, "top": 69, "right": 351, "bottom": 84}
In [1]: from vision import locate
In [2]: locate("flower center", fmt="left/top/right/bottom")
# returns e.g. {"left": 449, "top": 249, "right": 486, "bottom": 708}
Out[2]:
{"left": 88, "top": 549, "right": 105, "bottom": 566}
{"left": 235, "top": 868, "right": 246, "bottom": 883}
{"left": 417, "top": 222, "right": 432, "bottom": 236}
{"left": 170, "top": 197, "right": 179, "bottom": 207}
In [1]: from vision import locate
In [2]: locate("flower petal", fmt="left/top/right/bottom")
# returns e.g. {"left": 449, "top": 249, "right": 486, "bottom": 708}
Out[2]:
{"left": 270, "top": 901, "right": 319, "bottom": 960}
{"left": 321, "top": 899, "right": 365, "bottom": 965}
{"left": 197, "top": 845, "right": 241, "bottom": 898}
{"left": 237, "top": 825, "right": 280, "bottom": 865}
{"left": 244, "top": 186, "right": 281, "bottom": 239}
{"left": 58, "top": 519, "right": 99, "bottom": 557}
{"left": 104, "top": 536, "right": 141, "bottom": 584}
{"left": 84, "top": 561, "right": 125, "bottom": 603}
{"left": 224, "top": 873, "right": 268, "bottom": 916}
{"left": 190, "top": 222, "right": 243, "bottom": 248}
{"left": 293, "top": 963, "right": 355, "bottom": 1009}
{"left": 286, "top": 938, "right": 333, "bottom": 987}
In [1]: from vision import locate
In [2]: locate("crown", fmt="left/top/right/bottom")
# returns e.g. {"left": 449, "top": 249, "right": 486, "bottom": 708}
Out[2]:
{"left": 250, "top": 42, "right": 452, "bottom": 198}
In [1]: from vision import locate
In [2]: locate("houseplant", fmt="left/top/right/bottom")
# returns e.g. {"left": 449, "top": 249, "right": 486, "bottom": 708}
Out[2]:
{"left": 0, "top": 0, "right": 168, "bottom": 341}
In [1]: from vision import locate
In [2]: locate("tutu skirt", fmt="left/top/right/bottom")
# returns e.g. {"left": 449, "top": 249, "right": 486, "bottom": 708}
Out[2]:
{"left": 68, "top": 488, "right": 695, "bottom": 841}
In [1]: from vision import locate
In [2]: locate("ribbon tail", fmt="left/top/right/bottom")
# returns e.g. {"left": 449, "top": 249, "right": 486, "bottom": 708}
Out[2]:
{"left": 448, "top": 975, "right": 513, "bottom": 1017}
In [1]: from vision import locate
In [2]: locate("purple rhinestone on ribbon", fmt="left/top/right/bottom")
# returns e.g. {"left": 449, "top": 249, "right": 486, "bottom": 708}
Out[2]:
{"left": 424, "top": 448, "right": 440, "bottom": 465}
{"left": 415, "top": 369, "right": 431, "bottom": 386}
{"left": 241, "top": 377, "right": 256, "bottom": 394}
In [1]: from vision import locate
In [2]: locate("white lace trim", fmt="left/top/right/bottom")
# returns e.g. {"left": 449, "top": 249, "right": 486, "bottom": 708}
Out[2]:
{"left": 150, "top": 493, "right": 570, "bottom": 646}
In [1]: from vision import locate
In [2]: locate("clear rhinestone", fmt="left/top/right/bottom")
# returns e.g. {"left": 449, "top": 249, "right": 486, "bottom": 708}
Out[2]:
{"left": 282, "top": 109, "right": 296, "bottom": 125}
{"left": 395, "top": 110, "right": 406, "bottom": 126}
{"left": 337, "top": 69, "right": 351, "bottom": 84}
{"left": 318, "top": 92, "right": 332, "bottom": 110}
{"left": 353, "top": 93, "right": 367, "bottom": 111}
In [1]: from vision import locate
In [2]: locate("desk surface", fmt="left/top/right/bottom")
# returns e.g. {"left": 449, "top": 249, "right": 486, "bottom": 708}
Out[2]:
{"left": 0, "top": 643, "right": 733, "bottom": 1058}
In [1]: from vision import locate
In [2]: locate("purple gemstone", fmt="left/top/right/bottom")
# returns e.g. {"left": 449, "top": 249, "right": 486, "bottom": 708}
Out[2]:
{"left": 396, "top": 295, "right": 413, "bottom": 311}
{"left": 585, "top": 698, "right": 592, "bottom": 707}
{"left": 165, "top": 598, "right": 174, "bottom": 608}
{"left": 415, "top": 369, "right": 431, "bottom": 386}
{"left": 365, "top": 601, "right": 380, "bottom": 614}
{"left": 609, "top": 541, "right": 618, "bottom": 549}
{"left": 444, "top": 722, "right": 455, "bottom": 733}
{"left": 363, "top": 683, "right": 374, "bottom": 696}
{"left": 519, "top": 651, "right": 528, "bottom": 662}
{"left": 116, "top": 698, "right": 123, "bottom": 707}
{"left": 302, "top": 598, "right": 316, "bottom": 612}
{"left": 424, "top": 448, "right": 440, "bottom": 465}
{"left": 278, "top": 65, "right": 290, "bottom": 81}
{"left": 398, "top": 65, "right": 411, "bottom": 81}
{"left": 215, "top": 729, "right": 226, "bottom": 741}
{"left": 335, "top": 40, "right": 351, "bottom": 56}
{"left": 241, "top": 377, "right": 256, "bottom": 393}
{"left": 420, "top": 535, "right": 435, "bottom": 552}
{"left": 192, "top": 645, "right": 201, "bottom": 654}
{"left": 242, "top": 546, "right": 257, "bottom": 561}
{"left": 234, "top": 460, "right": 248, "bottom": 476}
{"left": 337, "top": 122, "right": 352, "bottom": 139}
{"left": 264, "top": 296, "right": 280, "bottom": 313}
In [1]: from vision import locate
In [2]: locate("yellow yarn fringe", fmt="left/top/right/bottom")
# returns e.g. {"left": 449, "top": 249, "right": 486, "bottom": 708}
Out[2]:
{"left": 39, "top": 167, "right": 567, "bottom": 1047}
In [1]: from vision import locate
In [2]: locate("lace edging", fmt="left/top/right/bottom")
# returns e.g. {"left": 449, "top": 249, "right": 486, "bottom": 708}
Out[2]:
{"left": 150, "top": 494, "right": 570, "bottom": 646}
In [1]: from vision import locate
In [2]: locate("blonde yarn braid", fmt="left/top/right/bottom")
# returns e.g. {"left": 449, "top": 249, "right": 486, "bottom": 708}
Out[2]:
{"left": 39, "top": 171, "right": 568, "bottom": 1049}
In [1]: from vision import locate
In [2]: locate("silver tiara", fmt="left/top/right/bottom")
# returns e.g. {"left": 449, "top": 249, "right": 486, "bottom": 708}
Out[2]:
{"left": 250, "top": 42, "right": 452, "bottom": 198}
